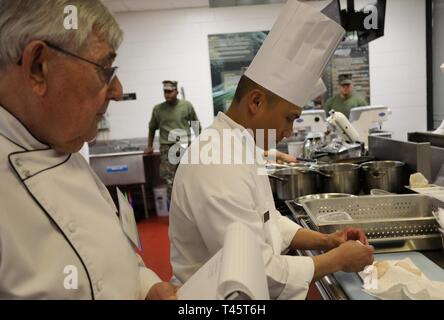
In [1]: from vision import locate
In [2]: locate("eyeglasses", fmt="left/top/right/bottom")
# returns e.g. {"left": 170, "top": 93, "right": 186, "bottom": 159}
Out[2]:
{"left": 18, "top": 41, "right": 118, "bottom": 86}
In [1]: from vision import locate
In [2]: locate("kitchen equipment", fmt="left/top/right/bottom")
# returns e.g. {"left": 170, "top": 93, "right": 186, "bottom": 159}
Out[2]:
{"left": 267, "top": 167, "right": 285, "bottom": 196}
{"left": 349, "top": 105, "right": 392, "bottom": 147}
{"left": 303, "top": 132, "right": 325, "bottom": 159}
{"left": 329, "top": 156, "right": 375, "bottom": 165}
{"left": 370, "top": 189, "right": 393, "bottom": 195}
{"left": 284, "top": 198, "right": 444, "bottom": 300}
{"left": 89, "top": 150, "right": 149, "bottom": 218}
{"left": 302, "top": 111, "right": 363, "bottom": 162}
{"left": 327, "top": 111, "right": 360, "bottom": 143}
{"left": 269, "top": 166, "right": 319, "bottom": 200}
{"left": 432, "top": 207, "right": 444, "bottom": 229}
{"left": 295, "top": 193, "right": 355, "bottom": 206}
{"left": 293, "top": 109, "right": 328, "bottom": 133}
{"left": 317, "top": 163, "right": 361, "bottom": 195}
{"left": 314, "top": 143, "right": 363, "bottom": 163}
{"left": 360, "top": 161, "right": 405, "bottom": 194}
{"left": 301, "top": 194, "right": 443, "bottom": 252}
{"left": 288, "top": 141, "right": 305, "bottom": 159}
{"left": 317, "top": 211, "right": 353, "bottom": 222}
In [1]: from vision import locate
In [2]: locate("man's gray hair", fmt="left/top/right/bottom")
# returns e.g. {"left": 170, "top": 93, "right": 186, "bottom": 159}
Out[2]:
{"left": 0, "top": 0, "right": 123, "bottom": 72}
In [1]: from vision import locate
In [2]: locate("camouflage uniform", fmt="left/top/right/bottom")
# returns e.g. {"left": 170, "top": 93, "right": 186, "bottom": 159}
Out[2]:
{"left": 149, "top": 98, "right": 201, "bottom": 200}
{"left": 159, "top": 144, "right": 179, "bottom": 199}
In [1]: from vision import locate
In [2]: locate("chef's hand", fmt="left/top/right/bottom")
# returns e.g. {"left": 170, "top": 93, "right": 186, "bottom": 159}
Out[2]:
{"left": 263, "top": 150, "right": 298, "bottom": 164}
{"left": 333, "top": 240, "right": 374, "bottom": 273}
{"left": 276, "top": 151, "right": 297, "bottom": 164}
{"left": 144, "top": 146, "right": 154, "bottom": 155}
{"left": 312, "top": 239, "right": 374, "bottom": 279}
{"left": 146, "top": 282, "right": 179, "bottom": 300}
{"left": 325, "top": 227, "right": 369, "bottom": 251}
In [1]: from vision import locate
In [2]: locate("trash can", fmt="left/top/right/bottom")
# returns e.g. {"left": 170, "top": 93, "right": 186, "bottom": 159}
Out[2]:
{"left": 153, "top": 186, "right": 169, "bottom": 216}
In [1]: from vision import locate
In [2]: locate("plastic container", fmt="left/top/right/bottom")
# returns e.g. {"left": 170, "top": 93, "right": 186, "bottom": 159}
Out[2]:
{"left": 153, "top": 186, "right": 169, "bottom": 216}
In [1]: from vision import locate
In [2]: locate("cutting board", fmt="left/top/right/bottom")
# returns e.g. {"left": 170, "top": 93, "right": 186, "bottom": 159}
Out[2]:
{"left": 333, "top": 251, "right": 444, "bottom": 300}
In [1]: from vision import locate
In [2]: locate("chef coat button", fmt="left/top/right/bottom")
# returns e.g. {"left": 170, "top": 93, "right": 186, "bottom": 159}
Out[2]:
{"left": 22, "top": 170, "right": 31, "bottom": 178}
{"left": 96, "top": 280, "right": 103, "bottom": 292}
{"left": 67, "top": 223, "right": 76, "bottom": 233}
{"left": 15, "top": 158, "right": 23, "bottom": 167}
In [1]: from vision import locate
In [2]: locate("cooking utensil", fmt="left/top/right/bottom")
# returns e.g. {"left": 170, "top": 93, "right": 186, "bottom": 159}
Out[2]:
{"left": 271, "top": 166, "right": 319, "bottom": 200}
{"left": 317, "top": 163, "right": 361, "bottom": 195}
{"left": 360, "top": 161, "right": 405, "bottom": 194}
{"left": 330, "top": 156, "right": 375, "bottom": 165}
{"left": 301, "top": 194, "right": 442, "bottom": 252}
{"left": 317, "top": 211, "right": 353, "bottom": 222}
{"left": 267, "top": 167, "right": 286, "bottom": 195}
{"left": 268, "top": 174, "right": 287, "bottom": 182}
{"left": 295, "top": 193, "right": 356, "bottom": 206}
{"left": 370, "top": 189, "right": 393, "bottom": 195}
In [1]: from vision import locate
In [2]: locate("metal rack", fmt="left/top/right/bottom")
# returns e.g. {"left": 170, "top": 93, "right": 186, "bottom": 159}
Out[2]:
{"left": 301, "top": 194, "right": 442, "bottom": 252}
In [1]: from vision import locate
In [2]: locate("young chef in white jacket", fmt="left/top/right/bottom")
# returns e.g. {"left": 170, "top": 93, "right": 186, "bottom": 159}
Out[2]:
{"left": 0, "top": 0, "right": 176, "bottom": 299}
{"left": 169, "top": 0, "right": 374, "bottom": 300}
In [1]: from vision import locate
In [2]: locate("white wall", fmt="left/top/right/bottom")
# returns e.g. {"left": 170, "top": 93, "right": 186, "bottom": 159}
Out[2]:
{"left": 433, "top": 0, "right": 444, "bottom": 129}
{"left": 107, "top": 0, "right": 427, "bottom": 142}
{"left": 107, "top": 4, "right": 282, "bottom": 140}
{"left": 367, "top": 0, "right": 427, "bottom": 140}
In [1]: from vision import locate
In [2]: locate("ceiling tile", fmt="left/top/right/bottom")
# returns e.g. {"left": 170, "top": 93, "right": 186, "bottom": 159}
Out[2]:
{"left": 101, "top": 0, "right": 129, "bottom": 12}
{"left": 170, "top": 0, "right": 209, "bottom": 9}
{"left": 123, "top": 0, "right": 172, "bottom": 11}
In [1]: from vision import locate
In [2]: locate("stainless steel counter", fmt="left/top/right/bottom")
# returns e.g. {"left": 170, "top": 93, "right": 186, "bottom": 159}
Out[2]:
{"left": 89, "top": 150, "right": 149, "bottom": 218}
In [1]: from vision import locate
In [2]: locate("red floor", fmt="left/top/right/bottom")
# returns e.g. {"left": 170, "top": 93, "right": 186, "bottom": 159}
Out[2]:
{"left": 137, "top": 216, "right": 172, "bottom": 281}
{"left": 137, "top": 216, "right": 322, "bottom": 299}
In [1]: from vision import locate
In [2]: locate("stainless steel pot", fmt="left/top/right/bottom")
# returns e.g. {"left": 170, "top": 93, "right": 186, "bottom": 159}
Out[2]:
{"left": 360, "top": 161, "right": 405, "bottom": 194}
{"left": 269, "top": 174, "right": 278, "bottom": 195}
{"left": 269, "top": 166, "right": 319, "bottom": 200}
{"left": 317, "top": 163, "right": 361, "bottom": 195}
{"left": 267, "top": 167, "right": 283, "bottom": 196}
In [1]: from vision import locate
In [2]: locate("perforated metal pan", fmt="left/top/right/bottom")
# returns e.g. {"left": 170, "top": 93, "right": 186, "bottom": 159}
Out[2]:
{"left": 301, "top": 194, "right": 443, "bottom": 252}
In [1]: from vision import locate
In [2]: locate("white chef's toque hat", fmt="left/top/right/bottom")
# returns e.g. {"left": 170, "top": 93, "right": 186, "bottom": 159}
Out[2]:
{"left": 310, "top": 79, "right": 327, "bottom": 101}
{"left": 244, "top": 0, "right": 345, "bottom": 107}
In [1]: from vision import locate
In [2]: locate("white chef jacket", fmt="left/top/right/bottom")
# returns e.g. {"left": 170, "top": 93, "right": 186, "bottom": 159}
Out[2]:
{"left": 169, "top": 112, "right": 314, "bottom": 300}
{"left": 0, "top": 105, "right": 161, "bottom": 299}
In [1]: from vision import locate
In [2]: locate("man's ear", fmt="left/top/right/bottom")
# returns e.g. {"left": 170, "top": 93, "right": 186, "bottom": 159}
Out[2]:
{"left": 246, "top": 89, "right": 265, "bottom": 116}
{"left": 21, "top": 41, "right": 49, "bottom": 97}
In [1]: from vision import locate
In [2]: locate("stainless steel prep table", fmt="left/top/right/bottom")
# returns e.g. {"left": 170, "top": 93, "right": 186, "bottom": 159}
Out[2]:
{"left": 284, "top": 199, "right": 444, "bottom": 300}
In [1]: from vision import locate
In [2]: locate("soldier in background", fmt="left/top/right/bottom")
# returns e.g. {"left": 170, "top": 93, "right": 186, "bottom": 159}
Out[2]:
{"left": 145, "top": 81, "right": 201, "bottom": 200}
{"left": 324, "top": 74, "right": 368, "bottom": 118}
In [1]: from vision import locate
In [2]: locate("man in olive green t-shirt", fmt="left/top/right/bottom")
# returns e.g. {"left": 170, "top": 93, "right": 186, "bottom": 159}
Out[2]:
{"left": 145, "top": 80, "right": 201, "bottom": 199}
{"left": 324, "top": 74, "right": 368, "bottom": 118}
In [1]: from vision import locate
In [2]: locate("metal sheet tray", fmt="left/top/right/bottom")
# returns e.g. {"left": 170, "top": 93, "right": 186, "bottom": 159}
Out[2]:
{"left": 301, "top": 194, "right": 442, "bottom": 251}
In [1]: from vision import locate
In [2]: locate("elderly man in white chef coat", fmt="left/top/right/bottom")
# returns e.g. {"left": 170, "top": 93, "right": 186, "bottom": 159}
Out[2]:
{"left": 169, "top": 0, "right": 374, "bottom": 300}
{"left": 0, "top": 0, "right": 176, "bottom": 299}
